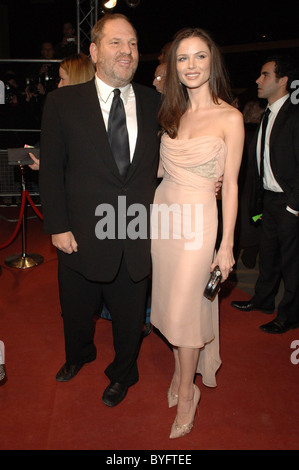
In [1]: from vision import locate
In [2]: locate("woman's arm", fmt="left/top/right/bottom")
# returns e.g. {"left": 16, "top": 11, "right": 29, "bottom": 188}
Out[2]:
{"left": 211, "top": 108, "right": 244, "bottom": 280}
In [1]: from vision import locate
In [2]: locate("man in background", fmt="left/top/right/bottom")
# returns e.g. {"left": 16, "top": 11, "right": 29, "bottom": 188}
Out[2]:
{"left": 231, "top": 55, "right": 299, "bottom": 334}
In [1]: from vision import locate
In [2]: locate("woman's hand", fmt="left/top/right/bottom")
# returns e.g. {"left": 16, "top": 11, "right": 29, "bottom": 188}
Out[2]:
{"left": 210, "top": 245, "right": 234, "bottom": 282}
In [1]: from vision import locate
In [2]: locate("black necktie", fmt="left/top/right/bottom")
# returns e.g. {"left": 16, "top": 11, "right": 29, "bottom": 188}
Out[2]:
{"left": 108, "top": 89, "right": 130, "bottom": 178}
{"left": 259, "top": 107, "right": 271, "bottom": 183}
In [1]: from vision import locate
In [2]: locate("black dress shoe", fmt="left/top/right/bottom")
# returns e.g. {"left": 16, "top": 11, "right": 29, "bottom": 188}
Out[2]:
{"left": 259, "top": 319, "right": 299, "bottom": 334}
{"left": 231, "top": 300, "right": 274, "bottom": 314}
{"left": 102, "top": 382, "right": 128, "bottom": 407}
{"left": 56, "top": 362, "right": 84, "bottom": 382}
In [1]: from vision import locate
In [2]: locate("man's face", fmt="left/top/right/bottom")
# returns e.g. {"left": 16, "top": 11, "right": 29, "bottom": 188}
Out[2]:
{"left": 63, "top": 23, "right": 75, "bottom": 38}
{"left": 41, "top": 42, "right": 54, "bottom": 60}
{"left": 90, "top": 18, "right": 139, "bottom": 88}
{"left": 153, "top": 63, "right": 167, "bottom": 94}
{"left": 256, "top": 61, "right": 286, "bottom": 104}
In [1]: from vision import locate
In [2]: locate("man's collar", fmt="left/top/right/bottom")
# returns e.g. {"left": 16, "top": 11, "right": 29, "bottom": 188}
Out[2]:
{"left": 268, "top": 93, "right": 289, "bottom": 114}
{"left": 95, "top": 74, "right": 131, "bottom": 104}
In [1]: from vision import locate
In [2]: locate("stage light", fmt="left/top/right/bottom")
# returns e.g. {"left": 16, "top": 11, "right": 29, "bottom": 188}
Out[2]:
{"left": 125, "top": 0, "right": 141, "bottom": 7}
{"left": 103, "top": 0, "right": 117, "bottom": 9}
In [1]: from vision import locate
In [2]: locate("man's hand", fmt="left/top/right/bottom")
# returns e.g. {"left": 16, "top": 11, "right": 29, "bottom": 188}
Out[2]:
{"left": 215, "top": 175, "right": 223, "bottom": 196}
{"left": 51, "top": 232, "right": 78, "bottom": 254}
{"left": 28, "top": 152, "right": 40, "bottom": 171}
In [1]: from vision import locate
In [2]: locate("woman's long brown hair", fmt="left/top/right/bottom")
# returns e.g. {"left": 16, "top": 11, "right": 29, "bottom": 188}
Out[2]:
{"left": 158, "top": 27, "right": 232, "bottom": 139}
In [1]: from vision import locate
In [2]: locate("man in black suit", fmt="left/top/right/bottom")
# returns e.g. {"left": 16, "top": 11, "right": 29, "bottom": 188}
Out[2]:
{"left": 39, "top": 14, "right": 160, "bottom": 406}
{"left": 231, "top": 55, "right": 299, "bottom": 334}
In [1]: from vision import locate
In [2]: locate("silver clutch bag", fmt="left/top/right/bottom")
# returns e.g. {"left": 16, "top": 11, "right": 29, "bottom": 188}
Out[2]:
{"left": 204, "top": 266, "right": 222, "bottom": 301}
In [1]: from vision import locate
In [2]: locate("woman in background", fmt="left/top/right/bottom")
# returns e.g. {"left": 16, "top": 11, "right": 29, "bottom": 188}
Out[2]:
{"left": 57, "top": 52, "right": 95, "bottom": 88}
{"left": 29, "top": 53, "right": 95, "bottom": 170}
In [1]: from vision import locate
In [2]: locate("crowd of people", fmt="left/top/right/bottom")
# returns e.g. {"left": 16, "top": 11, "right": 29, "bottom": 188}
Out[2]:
{"left": 1, "top": 13, "right": 298, "bottom": 442}
{"left": 0, "top": 22, "right": 78, "bottom": 134}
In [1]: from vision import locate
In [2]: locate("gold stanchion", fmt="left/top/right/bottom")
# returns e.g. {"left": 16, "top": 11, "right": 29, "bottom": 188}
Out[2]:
{"left": 5, "top": 165, "right": 44, "bottom": 269}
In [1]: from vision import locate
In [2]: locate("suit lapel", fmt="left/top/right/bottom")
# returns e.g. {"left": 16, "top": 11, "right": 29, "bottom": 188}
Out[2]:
{"left": 269, "top": 97, "right": 290, "bottom": 149}
{"left": 249, "top": 120, "right": 261, "bottom": 178}
{"left": 251, "top": 98, "right": 290, "bottom": 165}
{"left": 131, "top": 83, "right": 145, "bottom": 164}
{"left": 78, "top": 80, "right": 150, "bottom": 183}
{"left": 78, "top": 79, "right": 123, "bottom": 179}
{"left": 124, "top": 83, "right": 148, "bottom": 182}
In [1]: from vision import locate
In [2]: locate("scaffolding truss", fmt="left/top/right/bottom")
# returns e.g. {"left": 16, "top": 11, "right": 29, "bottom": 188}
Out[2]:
{"left": 76, "top": 0, "right": 100, "bottom": 53}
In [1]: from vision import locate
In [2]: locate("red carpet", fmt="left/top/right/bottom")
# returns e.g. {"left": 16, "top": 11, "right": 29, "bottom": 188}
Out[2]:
{"left": 0, "top": 206, "right": 299, "bottom": 451}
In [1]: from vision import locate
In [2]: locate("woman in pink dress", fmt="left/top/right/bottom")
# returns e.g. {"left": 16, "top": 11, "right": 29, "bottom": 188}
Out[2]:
{"left": 150, "top": 28, "right": 244, "bottom": 438}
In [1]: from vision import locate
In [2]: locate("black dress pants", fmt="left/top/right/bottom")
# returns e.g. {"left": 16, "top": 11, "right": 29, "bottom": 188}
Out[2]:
{"left": 58, "top": 256, "right": 149, "bottom": 387}
{"left": 253, "top": 191, "right": 299, "bottom": 323}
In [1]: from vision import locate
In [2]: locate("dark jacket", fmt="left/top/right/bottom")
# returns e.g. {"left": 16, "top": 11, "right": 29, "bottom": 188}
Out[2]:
{"left": 39, "top": 79, "right": 160, "bottom": 282}
{"left": 249, "top": 97, "right": 299, "bottom": 217}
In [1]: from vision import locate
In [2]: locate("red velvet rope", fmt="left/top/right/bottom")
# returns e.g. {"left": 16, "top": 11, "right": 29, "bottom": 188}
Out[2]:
{"left": 25, "top": 190, "right": 43, "bottom": 220}
{"left": 0, "top": 190, "right": 43, "bottom": 250}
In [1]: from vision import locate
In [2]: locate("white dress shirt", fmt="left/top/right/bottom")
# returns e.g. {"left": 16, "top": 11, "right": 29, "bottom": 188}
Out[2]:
{"left": 94, "top": 74, "right": 138, "bottom": 162}
{"left": 257, "top": 93, "right": 298, "bottom": 215}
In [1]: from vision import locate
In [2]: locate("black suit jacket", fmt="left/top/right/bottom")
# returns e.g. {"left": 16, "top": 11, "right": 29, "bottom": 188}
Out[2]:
{"left": 39, "top": 79, "right": 160, "bottom": 282}
{"left": 249, "top": 97, "right": 299, "bottom": 218}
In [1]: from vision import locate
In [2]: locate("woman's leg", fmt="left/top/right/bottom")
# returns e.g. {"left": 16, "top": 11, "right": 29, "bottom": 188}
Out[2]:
{"left": 176, "top": 346, "right": 200, "bottom": 426}
{"left": 170, "top": 346, "right": 181, "bottom": 396}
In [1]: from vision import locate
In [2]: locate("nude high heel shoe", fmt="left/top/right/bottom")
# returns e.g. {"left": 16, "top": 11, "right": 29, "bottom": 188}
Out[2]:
{"left": 167, "top": 379, "right": 179, "bottom": 408}
{"left": 169, "top": 384, "right": 200, "bottom": 439}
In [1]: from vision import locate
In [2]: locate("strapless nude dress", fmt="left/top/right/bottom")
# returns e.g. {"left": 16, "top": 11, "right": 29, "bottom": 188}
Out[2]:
{"left": 151, "top": 134, "right": 227, "bottom": 387}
